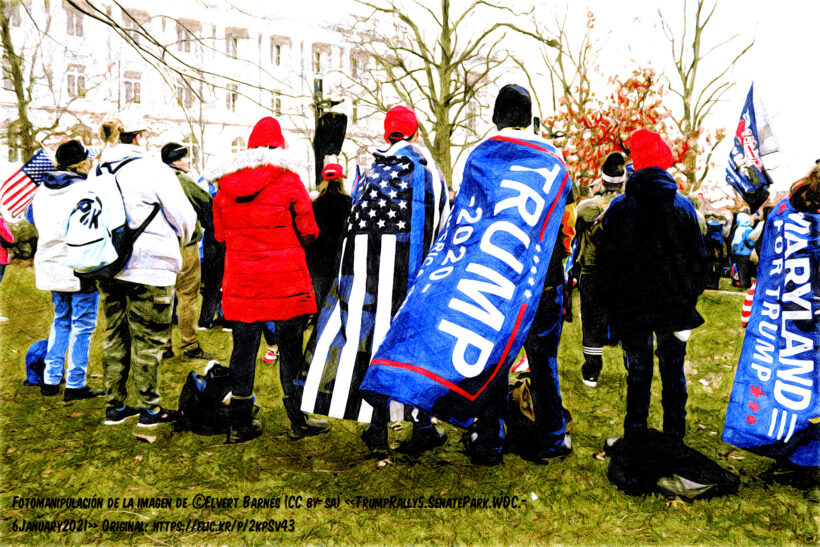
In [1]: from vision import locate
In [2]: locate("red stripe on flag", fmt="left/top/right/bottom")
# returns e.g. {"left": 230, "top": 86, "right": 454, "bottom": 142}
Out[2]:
{"left": 2, "top": 178, "right": 34, "bottom": 206}
{"left": 371, "top": 302, "right": 529, "bottom": 402}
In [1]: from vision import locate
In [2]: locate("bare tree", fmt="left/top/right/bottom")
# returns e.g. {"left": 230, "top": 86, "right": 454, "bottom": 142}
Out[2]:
{"left": 342, "top": 0, "right": 538, "bottom": 188}
{"left": 660, "top": 0, "right": 752, "bottom": 191}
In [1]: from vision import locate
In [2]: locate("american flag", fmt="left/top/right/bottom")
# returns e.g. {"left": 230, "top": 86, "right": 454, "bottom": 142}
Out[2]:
{"left": 1, "top": 150, "right": 55, "bottom": 217}
{"left": 298, "top": 142, "right": 448, "bottom": 422}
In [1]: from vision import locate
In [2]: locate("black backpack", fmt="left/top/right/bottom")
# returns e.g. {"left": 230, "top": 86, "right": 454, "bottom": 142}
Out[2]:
{"left": 604, "top": 428, "right": 740, "bottom": 500}
{"left": 177, "top": 362, "right": 232, "bottom": 435}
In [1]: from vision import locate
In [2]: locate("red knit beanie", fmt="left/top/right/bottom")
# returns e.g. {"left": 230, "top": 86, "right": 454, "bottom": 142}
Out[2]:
{"left": 630, "top": 129, "right": 674, "bottom": 171}
{"left": 248, "top": 116, "right": 286, "bottom": 149}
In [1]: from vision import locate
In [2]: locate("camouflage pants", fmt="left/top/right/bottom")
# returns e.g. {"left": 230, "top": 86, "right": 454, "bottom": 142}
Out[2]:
{"left": 99, "top": 279, "right": 173, "bottom": 410}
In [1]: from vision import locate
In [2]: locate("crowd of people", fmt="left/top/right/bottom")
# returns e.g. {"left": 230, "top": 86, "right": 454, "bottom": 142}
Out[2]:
{"left": 7, "top": 83, "right": 818, "bottom": 470}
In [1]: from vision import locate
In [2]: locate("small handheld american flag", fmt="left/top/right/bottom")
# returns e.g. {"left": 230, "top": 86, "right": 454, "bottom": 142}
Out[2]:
{"left": 1, "top": 149, "right": 55, "bottom": 217}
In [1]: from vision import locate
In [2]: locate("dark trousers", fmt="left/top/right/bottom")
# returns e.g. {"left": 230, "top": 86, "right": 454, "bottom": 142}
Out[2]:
{"left": 229, "top": 314, "right": 310, "bottom": 428}
{"left": 198, "top": 234, "right": 224, "bottom": 327}
{"left": 621, "top": 331, "right": 688, "bottom": 440}
{"left": 735, "top": 254, "right": 752, "bottom": 289}
{"left": 475, "top": 286, "right": 567, "bottom": 454}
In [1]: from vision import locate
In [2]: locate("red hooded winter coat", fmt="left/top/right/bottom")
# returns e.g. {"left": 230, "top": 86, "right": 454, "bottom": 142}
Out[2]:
{"left": 210, "top": 118, "right": 318, "bottom": 322}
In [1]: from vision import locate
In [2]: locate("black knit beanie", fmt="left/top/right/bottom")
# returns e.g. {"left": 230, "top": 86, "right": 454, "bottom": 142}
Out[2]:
{"left": 55, "top": 140, "right": 88, "bottom": 169}
{"left": 161, "top": 142, "right": 189, "bottom": 164}
{"left": 492, "top": 84, "right": 532, "bottom": 130}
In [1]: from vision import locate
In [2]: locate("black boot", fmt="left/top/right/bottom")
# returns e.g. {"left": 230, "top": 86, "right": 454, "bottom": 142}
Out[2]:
{"left": 227, "top": 397, "right": 262, "bottom": 444}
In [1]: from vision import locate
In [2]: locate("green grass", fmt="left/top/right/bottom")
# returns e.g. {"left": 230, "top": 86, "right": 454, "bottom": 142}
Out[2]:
{"left": 0, "top": 260, "right": 817, "bottom": 545}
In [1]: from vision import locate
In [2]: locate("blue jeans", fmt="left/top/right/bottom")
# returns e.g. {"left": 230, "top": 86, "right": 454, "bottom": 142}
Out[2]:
{"left": 621, "top": 331, "right": 688, "bottom": 439}
{"left": 44, "top": 290, "right": 100, "bottom": 388}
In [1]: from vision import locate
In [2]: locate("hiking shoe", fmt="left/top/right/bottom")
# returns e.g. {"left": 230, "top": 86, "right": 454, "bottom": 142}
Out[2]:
{"left": 461, "top": 431, "right": 502, "bottom": 466}
{"left": 227, "top": 420, "right": 263, "bottom": 444}
{"left": 581, "top": 362, "right": 599, "bottom": 387}
{"left": 532, "top": 435, "right": 573, "bottom": 464}
{"left": 104, "top": 406, "right": 140, "bottom": 425}
{"left": 137, "top": 407, "right": 178, "bottom": 428}
{"left": 40, "top": 384, "right": 60, "bottom": 396}
{"left": 64, "top": 385, "right": 105, "bottom": 401}
{"left": 361, "top": 426, "right": 389, "bottom": 454}
{"left": 183, "top": 347, "right": 215, "bottom": 360}
{"left": 288, "top": 418, "right": 330, "bottom": 440}
{"left": 398, "top": 427, "right": 447, "bottom": 454}
{"left": 262, "top": 346, "right": 279, "bottom": 364}
{"left": 162, "top": 348, "right": 174, "bottom": 360}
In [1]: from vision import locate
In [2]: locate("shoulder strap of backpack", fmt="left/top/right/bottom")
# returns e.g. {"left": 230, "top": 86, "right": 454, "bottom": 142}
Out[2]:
{"left": 105, "top": 156, "right": 162, "bottom": 239}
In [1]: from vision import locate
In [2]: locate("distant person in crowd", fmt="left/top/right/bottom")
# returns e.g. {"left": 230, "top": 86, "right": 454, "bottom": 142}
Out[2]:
{"left": 97, "top": 117, "right": 197, "bottom": 427}
{"left": 159, "top": 142, "right": 214, "bottom": 361}
{"left": 462, "top": 84, "right": 573, "bottom": 465}
{"left": 306, "top": 162, "right": 352, "bottom": 308}
{"left": 300, "top": 105, "right": 449, "bottom": 456}
{"left": 704, "top": 214, "right": 727, "bottom": 289}
{"left": 790, "top": 163, "right": 820, "bottom": 213}
{"left": 25, "top": 140, "right": 104, "bottom": 400}
{"left": 594, "top": 128, "right": 707, "bottom": 442}
{"left": 0, "top": 215, "right": 13, "bottom": 321}
{"left": 207, "top": 116, "right": 327, "bottom": 443}
{"left": 575, "top": 151, "right": 626, "bottom": 387}
{"left": 197, "top": 175, "right": 226, "bottom": 331}
{"left": 731, "top": 212, "right": 755, "bottom": 289}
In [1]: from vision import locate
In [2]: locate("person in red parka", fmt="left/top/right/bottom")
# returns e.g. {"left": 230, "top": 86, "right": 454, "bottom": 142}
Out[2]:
{"left": 207, "top": 116, "right": 330, "bottom": 443}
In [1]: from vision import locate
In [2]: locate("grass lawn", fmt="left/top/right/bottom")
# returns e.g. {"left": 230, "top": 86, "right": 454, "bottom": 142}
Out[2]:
{"left": 0, "top": 260, "right": 816, "bottom": 545}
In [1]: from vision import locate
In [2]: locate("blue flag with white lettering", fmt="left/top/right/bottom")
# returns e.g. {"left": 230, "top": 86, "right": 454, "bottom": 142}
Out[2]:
{"left": 361, "top": 130, "right": 571, "bottom": 426}
{"left": 722, "top": 199, "right": 820, "bottom": 467}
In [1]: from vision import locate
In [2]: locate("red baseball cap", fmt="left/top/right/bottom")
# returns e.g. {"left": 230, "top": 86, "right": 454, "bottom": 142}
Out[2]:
{"left": 322, "top": 163, "right": 345, "bottom": 180}
{"left": 384, "top": 106, "right": 418, "bottom": 143}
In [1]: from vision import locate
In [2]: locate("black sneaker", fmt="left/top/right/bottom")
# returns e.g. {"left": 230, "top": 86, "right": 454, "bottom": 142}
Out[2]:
{"left": 104, "top": 406, "right": 140, "bottom": 425}
{"left": 64, "top": 386, "right": 105, "bottom": 401}
{"left": 532, "top": 435, "right": 573, "bottom": 464}
{"left": 361, "top": 426, "right": 389, "bottom": 454}
{"left": 581, "top": 362, "right": 599, "bottom": 387}
{"left": 398, "top": 427, "right": 447, "bottom": 454}
{"left": 183, "top": 347, "right": 215, "bottom": 360}
{"left": 40, "top": 384, "right": 60, "bottom": 396}
{"left": 461, "top": 431, "right": 502, "bottom": 466}
{"left": 137, "top": 407, "right": 178, "bottom": 428}
{"left": 288, "top": 418, "right": 330, "bottom": 440}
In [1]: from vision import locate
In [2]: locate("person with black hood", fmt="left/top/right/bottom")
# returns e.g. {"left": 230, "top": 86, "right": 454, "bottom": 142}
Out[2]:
{"left": 159, "top": 142, "right": 214, "bottom": 361}
{"left": 575, "top": 151, "right": 627, "bottom": 387}
{"left": 26, "top": 140, "right": 104, "bottom": 400}
{"left": 594, "top": 128, "right": 707, "bottom": 442}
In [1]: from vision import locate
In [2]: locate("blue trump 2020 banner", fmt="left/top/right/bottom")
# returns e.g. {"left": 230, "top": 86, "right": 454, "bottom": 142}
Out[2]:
{"left": 361, "top": 129, "right": 571, "bottom": 426}
{"left": 722, "top": 199, "right": 820, "bottom": 467}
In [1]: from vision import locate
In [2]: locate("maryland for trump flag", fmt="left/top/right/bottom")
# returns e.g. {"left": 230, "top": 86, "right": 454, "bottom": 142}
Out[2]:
{"left": 725, "top": 83, "right": 780, "bottom": 212}
{"left": 722, "top": 199, "right": 819, "bottom": 467}
{"left": 297, "top": 141, "right": 448, "bottom": 422}
{"left": 361, "top": 129, "right": 571, "bottom": 426}
{"left": 1, "top": 149, "right": 55, "bottom": 217}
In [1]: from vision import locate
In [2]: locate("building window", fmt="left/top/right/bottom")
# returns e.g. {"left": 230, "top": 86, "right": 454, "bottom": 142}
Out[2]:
{"left": 231, "top": 137, "right": 245, "bottom": 154}
{"left": 176, "top": 82, "right": 194, "bottom": 109}
{"left": 271, "top": 91, "right": 282, "bottom": 116}
{"left": 183, "top": 134, "right": 199, "bottom": 165}
{"left": 313, "top": 51, "right": 322, "bottom": 74}
{"left": 123, "top": 71, "right": 141, "bottom": 104}
{"left": 7, "top": 3, "right": 21, "bottom": 26}
{"left": 226, "top": 83, "right": 237, "bottom": 112}
{"left": 227, "top": 35, "right": 238, "bottom": 58}
{"left": 176, "top": 22, "right": 193, "bottom": 52}
{"left": 66, "top": 64, "right": 86, "bottom": 98}
{"left": 123, "top": 17, "right": 140, "bottom": 45}
{"left": 66, "top": 5, "right": 83, "bottom": 36}
{"left": 272, "top": 43, "right": 281, "bottom": 66}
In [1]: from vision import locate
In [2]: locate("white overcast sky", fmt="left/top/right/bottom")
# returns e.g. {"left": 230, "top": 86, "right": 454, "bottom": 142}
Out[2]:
{"left": 293, "top": 0, "right": 817, "bottom": 186}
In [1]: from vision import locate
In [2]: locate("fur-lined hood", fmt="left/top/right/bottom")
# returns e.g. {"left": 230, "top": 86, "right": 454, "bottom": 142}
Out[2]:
{"left": 204, "top": 147, "right": 301, "bottom": 200}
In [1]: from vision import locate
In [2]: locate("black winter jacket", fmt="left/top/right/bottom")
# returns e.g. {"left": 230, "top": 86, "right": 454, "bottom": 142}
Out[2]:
{"left": 597, "top": 167, "right": 707, "bottom": 336}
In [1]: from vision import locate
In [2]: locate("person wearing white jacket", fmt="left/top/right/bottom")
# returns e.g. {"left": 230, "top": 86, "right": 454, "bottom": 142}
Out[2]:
{"left": 96, "top": 117, "right": 196, "bottom": 428}
{"left": 28, "top": 140, "right": 104, "bottom": 401}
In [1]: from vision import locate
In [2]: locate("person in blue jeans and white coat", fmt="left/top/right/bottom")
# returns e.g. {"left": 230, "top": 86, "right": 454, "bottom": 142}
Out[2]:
{"left": 27, "top": 140, "right": 104, "bottom": 401}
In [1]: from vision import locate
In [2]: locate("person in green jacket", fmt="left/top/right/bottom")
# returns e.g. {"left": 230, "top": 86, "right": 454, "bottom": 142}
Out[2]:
{"left": 161, "top": 142, "right": 214, "bottom": 360}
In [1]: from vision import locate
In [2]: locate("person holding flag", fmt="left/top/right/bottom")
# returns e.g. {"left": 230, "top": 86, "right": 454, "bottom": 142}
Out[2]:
{"left": 298, "top": 105, "right": 449, "bottom": 455}
{"left": 360, "top": 85, "right": 573, "bottom": 466}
